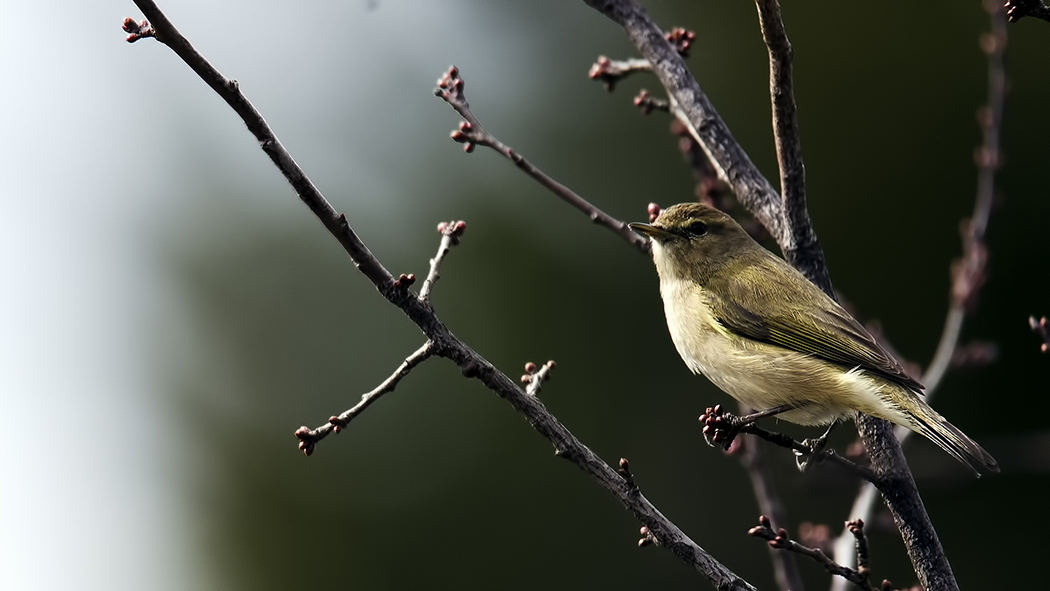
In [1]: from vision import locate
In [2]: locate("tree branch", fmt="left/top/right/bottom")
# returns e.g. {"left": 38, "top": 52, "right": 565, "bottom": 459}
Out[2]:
{"left": 435, "top": 67, "right": 648, "bottom": 253}
{"left": 420, "top": 220, "right": 466, "bottom": 302}
{"left": 124, "top": 2, "right": 755, "bottom": 587}
{"left": 580, "top": 1, "right": 958, "bottom": 589}
{"left": 294, "top": 342, "right": 435, "bottom": 456}
{"left": 588, "top": 56, "right": 652, "bottom": 91}
{"left": 583, "top": 0, "right": 811, "bottom": 283}
{"left": 749, "top": 516, "right": 876, "bottom": 591}
{"left": 753, "top": 0, "right": 822, "bottom": 287}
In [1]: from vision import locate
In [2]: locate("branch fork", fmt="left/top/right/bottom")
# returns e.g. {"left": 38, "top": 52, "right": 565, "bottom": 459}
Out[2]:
{"left": 749, "top": 515, "right": 879, "bottom": 590}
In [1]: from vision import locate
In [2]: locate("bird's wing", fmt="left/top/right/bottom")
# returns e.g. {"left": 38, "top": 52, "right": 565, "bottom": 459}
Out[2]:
{"left": 706, "top": 259, "right": 924, "bottom": 390}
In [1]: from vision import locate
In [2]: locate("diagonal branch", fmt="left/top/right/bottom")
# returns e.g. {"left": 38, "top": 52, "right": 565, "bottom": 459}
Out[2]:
{"left": 420, "top": 220, "right": 467, "bottom": 302}
{"left": 582, "top": 1, "right": 799, "bottom": 279}
{"left": 436, "top": 67, "right": 648, "bottom": 252}
{"left": 295, "top": 342, "right": 435, "bottom": 456}
{"left": 124, "top": 2, "right": 754, "bottom": 588}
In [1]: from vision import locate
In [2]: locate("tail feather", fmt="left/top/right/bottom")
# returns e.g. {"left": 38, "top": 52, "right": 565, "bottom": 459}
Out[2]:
{"left": 905, "top": 398, "right": 999, "bottom": 476}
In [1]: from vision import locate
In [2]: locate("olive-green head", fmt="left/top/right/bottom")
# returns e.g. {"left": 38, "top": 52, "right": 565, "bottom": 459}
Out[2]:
{"left": 629, "top": 203, "right": 761, "bottom": 283}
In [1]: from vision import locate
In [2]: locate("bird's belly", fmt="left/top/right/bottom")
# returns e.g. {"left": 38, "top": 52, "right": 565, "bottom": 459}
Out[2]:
{"left": 661, "top": 282, "right": 877, "bottom": 426}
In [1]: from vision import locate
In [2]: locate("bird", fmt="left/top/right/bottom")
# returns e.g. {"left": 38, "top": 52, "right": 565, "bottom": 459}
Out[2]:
{"left": 628, "top": 202, "right": 998, "bottom": 476}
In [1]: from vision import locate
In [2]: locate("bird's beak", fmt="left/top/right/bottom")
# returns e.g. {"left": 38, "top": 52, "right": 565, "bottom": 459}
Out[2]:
{"left": 628, "top": 222, "right": 672, "bottom": 241}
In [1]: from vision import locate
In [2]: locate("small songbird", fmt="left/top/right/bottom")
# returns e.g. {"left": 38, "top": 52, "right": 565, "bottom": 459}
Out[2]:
{"left": 629, "top": 203, "right": 998, "bottom": 475}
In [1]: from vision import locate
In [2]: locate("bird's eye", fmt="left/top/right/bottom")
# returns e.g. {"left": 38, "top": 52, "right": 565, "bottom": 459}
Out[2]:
{"left": 687, "top": 221, "right": 708, "bottom": 236}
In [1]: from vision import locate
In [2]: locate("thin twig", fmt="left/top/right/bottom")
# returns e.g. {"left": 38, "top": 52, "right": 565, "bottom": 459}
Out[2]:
{"left": 420, "top": 220, "right": 466, "bottom": 302}
{"left": 849, "top": 519, "right": 871, "bottom": 577}
{"left": 521, "top": 360, "right": 557, "bottom": 396}
{"left": 588, "top": 56, "right": 652, "bottom": 91}
{"left": 435, "top": 67, "right": 648, "bottom": 252}
{"left": 294, "top": 342, "right": 435, "bottom": 456}
{"left": 587, "top": 27, "right": 693, "bottom": 91}
{"left": 633, "top": 90, "right": 669, "bottom": 115}
{"left": 749, "top": 516, "right": 876, "bottom": 591}
{"left": 829, "top": 3, "right": 1008, "bottom": 588}
{"left": 124, "top": 3, "right": 754, "bottom": 588}
{"left": 583, "top": 0, "right": 821, "bottom": 287}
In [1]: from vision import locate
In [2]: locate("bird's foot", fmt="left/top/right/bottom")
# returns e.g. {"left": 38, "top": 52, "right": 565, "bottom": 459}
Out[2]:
{"left": 794, "top": 424, "right": 834, "bottom": 472}
{"left": 699, "top": 405, "right": 743, "bottom": 450}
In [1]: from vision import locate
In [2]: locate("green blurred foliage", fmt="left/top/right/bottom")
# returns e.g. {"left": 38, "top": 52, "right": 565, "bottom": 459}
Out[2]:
{"left": 159, "top": 1, "right": 1049, "bottom": 589}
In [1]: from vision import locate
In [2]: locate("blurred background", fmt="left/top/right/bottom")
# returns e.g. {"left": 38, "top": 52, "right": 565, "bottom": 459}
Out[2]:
{"left": 2, "top": 1, "right": 1048, "bottom": 589}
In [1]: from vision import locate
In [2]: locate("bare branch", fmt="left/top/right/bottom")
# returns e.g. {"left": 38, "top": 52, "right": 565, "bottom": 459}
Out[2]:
{"left": 754, "top": 0, "right": 818, "bottom": 282}
{"left": 1006, "top": 0, "right": 1050, "bottom": 22}
{"left": 588, "top": 27, "right": 693, "bottom": 91}
{"left": 124, "top": 3, "right": 754, "bottom": 587}
{"left": 294, "top": 342, "right": 435, "bottom": 456}
{"left": 583, "top": 0, "right": 823, "bottom": 285}
{"left": 420, "top": 220, "right": 466, "bottom": 302}
{"left": 749, "top": 516, "right": 876, "bottom": 591}
{"left": 435, "top": 66, "right": 649, "bottom": 252}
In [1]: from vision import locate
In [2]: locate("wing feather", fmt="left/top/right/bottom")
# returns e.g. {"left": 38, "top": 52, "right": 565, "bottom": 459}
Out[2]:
{"left": 706, "top": 257, "right": 923, "bottom": 390}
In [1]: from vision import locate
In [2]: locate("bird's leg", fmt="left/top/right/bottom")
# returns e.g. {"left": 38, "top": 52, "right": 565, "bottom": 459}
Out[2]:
{"left": 700, "top": 404, "right": 796, "bottom": 450}
{"left": 795, "top": 421, "right": 838, "bottom": 472}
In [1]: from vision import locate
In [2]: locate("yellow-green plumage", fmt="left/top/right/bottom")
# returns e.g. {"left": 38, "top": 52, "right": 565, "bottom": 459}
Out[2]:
{"left": 630, "top": 203, "right": 998, "bottom": 475}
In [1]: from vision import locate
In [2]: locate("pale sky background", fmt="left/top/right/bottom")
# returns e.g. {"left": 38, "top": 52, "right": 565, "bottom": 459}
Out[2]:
{"left": 1, "top": 2, "right": 532, "bottom": 588}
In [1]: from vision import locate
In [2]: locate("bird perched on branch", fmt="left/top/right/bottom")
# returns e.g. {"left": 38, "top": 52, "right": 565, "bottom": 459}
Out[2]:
{"left": 629, "top": 203, "right": 998, "bottom": 476}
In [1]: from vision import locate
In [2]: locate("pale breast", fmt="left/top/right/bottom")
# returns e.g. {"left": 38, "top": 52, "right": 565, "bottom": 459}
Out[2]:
{"left": 658, "top": 277, "right": 868, "bottom": 426}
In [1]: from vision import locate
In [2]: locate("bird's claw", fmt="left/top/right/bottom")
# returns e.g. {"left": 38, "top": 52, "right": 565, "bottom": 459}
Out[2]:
{"left": 794, "top": 435, "right": 829, "bottom": 472}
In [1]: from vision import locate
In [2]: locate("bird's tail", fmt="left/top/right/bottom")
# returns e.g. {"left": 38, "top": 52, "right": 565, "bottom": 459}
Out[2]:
{"left": 896, "top": 391, "right": 999, "bottom": 476}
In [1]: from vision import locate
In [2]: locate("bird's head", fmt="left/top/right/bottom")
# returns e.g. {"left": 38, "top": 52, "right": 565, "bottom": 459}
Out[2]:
{"left": 629, "top": 203, "right": 760, "bottom": 284}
